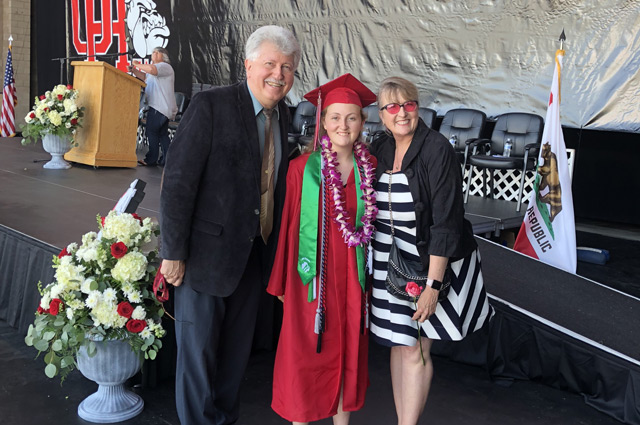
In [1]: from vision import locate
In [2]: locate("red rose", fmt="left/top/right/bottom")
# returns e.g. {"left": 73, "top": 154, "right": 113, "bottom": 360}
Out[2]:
{"left": 49, "top": 298, "right": 63, "bottom": 316}
{"left": 37, "top": 306, "right": 46, "bottom": 314}
{"left": 66, "top": 84, "right": 73, "bottom": 90}
{"left": 57, "top": 94, "right": 64, "bottom": 101}
{"left": 44, "top": 107, "right": 49, "bottom": 112}
{"left": 101, "top": 216, "right": 106, "bottom": 227}
{"left": 111, "top": 241, "right": 128, "bottom": 259}
{"left": 126, "top": 319, "right": 146, "bottom": 333}
{"left": 405, "top": 281, "right": 423, "bottom": 298}
{"left": 29, "top": 112, "right": 35, "bottom": 119}
{"left": 58, "top": 247, "right": 70, "bottom": 258}
{"left": 70, "top": 118, "right": 78, "bottom": 125}
{"left": 117, "top": 302, "right": 134, "bottom": 318}
{"left": 39, "top": 95, "right": 45, "bottom": 100}
{"left": 132, "top": 213, "right": 144, "bottom": 224}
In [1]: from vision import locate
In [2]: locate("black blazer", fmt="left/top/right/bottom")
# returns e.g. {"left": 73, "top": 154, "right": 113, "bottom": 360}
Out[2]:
{"left": 160, "top": 81, "right": 289, "bottom": 296}
{"left": 371, "top": 119, "right": 476, "bottom": 265}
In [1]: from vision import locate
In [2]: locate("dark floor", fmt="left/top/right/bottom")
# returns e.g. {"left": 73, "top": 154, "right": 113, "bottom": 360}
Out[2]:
{"left": 0, "top": 319, "right": 625, "bottom": 425}
{"left": 575, "top": 231, "right": 640, "bottom": 299}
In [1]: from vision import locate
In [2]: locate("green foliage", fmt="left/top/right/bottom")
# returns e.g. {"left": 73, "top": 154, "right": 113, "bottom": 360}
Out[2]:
{"left": 25, "top": 212, "right": 166, "bottom": 383}
{"left": 21, "top": 84, "right": 85, "bottom": 146}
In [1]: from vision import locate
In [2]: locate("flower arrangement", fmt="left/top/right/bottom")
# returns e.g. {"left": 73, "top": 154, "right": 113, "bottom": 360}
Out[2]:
{"left": 24, "top": 211, "right": 166, "bottom": 381}
{"left": 406, "top": 281, "right": 426, "bottom": 365}
{"left": 21, "top": 84, "right": 85, "bottom": 146}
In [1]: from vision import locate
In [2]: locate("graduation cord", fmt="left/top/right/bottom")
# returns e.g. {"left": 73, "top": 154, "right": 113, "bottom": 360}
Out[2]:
{"left": 314, "top": 176, "right": 329, "bottom": 353}
{"left": 360, "top": 244, "right": 369, "bottom": 335}
{"left": 357, "top": 163, "right": 370, "bottom": 336}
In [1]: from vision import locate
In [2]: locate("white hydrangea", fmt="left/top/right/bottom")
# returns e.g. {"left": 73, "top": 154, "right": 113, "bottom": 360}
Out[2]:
{"left": 63, "top": 98, "right": 78, "bottom": 113}
{"left": 111, "top": 251, "right": 147, "bottom": 284}
{"left": 52, "top": 84, "right": 67, "bottom": 96}
{"left": 102, "top": 211, "right": 143, "bottom": 246}
{"left": 35, "top": 103, "right": 45, "bottom": 119}
{"left": 48, "top": 111, "right": 62, "bottom": 126}
{"left": 55, "top": 260, "right": 84, "bottom": 292}
{"left": 91, "top": 300, "right": 127, "bottom": 330}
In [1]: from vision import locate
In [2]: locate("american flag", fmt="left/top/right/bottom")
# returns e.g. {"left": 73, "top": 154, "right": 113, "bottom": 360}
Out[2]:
{"left": 1, "top": 46, "right": 17, "bottom": 137}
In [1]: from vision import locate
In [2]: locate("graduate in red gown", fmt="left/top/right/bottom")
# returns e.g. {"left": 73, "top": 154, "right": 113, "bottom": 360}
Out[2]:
{"left": 267, "top": 74, "right": 378, "bottom": 425}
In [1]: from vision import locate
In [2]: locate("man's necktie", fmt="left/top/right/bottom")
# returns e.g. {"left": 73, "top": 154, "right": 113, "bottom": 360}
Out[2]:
{"left": 260, "top": 108, "right": 275, "bottom": 243}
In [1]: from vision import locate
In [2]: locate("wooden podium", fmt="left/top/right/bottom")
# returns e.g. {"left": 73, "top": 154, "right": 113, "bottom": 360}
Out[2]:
{"left": 65, "top": 61, "right": 145, "bottom": 167}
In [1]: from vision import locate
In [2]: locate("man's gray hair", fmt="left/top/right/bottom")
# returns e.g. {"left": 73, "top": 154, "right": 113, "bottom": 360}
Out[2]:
{"left": 245, "top": 25, "right": 301, "bottom": 71}
{"left": 153, "top": 47, "right": 170, "bottom": 64}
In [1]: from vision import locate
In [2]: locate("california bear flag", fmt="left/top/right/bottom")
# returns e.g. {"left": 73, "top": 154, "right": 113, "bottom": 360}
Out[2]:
{"left": 513, "top": 48, "right": 577, "bottom": 273}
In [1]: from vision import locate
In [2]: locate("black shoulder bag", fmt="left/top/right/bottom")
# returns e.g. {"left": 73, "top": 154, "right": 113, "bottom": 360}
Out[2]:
{"left": 384, "top": 172, "right": 451, "bottom": 302}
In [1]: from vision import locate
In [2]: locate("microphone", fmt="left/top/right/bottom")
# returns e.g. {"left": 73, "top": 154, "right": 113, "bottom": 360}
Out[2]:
{"left": 112, "top": 49, "right": 136, "bottom": 57}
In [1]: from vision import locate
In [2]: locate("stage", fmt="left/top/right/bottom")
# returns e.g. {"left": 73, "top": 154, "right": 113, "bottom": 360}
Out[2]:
{"left": 1, "top": 137, "right": 639, "bottom": 424}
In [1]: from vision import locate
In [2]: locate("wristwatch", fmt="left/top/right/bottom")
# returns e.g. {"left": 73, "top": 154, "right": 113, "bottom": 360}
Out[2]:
{"left": 426, "top": 278, "right": 444, "bottom": 291}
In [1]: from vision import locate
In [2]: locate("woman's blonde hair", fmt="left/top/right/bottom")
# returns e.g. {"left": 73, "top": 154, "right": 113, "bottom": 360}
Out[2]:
{"left": 377, "top": 76, "right": 419, "bottom": 106}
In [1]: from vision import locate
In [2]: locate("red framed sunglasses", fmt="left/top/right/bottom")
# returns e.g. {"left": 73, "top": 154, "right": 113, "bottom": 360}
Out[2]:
{"left": 379, "top": 101, "right": 419, "bottom": 114}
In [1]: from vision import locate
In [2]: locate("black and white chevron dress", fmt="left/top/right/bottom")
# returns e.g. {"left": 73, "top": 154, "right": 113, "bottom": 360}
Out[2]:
{"left": 370, "top": 172, "right": 493, "bottom": 346}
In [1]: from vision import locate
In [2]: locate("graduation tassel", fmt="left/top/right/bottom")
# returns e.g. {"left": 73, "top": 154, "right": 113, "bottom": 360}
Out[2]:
{"left": 316, "top": 326, "right": 323, "bottom": 353}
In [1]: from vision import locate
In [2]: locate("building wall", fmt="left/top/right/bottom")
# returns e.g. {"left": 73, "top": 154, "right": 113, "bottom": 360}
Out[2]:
{"left": 1, "top": 0, "right": 31, "bottom": 129}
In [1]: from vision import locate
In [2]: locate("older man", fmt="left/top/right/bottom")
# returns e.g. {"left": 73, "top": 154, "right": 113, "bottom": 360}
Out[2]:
{"left": 159, "top": 26, "right": 301, "bottom": 425}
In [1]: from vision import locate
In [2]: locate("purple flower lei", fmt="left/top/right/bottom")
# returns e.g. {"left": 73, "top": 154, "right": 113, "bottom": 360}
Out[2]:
{"left": 320, "top": 135, "right": 378, "bottom": 247}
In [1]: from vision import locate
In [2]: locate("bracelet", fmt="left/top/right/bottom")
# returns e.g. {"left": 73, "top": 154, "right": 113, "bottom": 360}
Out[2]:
{"left": 426, "top": 278, "right": 444, "bottom": 291}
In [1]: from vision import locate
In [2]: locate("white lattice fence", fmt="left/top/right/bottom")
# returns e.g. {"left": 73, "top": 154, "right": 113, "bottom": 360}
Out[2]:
{"left": 462, "top": 149, "right": 574, "bottom": 208}
{"left": 463, "top": 167, "right": 536, "bottom": 207}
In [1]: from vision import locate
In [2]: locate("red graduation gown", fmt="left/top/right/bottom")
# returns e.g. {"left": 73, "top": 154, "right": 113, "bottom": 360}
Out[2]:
{"left": 267, "top": 153, "right": 371, "bottom": 423}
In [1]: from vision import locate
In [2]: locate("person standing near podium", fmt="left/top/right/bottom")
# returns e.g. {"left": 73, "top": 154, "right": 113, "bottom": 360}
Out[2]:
{"left": 128, "top": 46, "right": 177, "bottom": 166}
{"left": 158, "top": 26, "right": 301, "bottom": 425}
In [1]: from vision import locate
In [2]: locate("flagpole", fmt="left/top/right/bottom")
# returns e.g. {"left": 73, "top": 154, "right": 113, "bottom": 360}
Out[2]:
{"left": 512, "top": 28, "right": 577, "bottom": 273}
{"left": 1, "top": 35, "right": 17, "bottom": 137}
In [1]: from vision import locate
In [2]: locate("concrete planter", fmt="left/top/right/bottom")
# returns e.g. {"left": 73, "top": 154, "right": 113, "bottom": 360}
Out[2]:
{"left": 42, "top": 133, "right": 72, "bottom": 169}
{"left": 76, "top": 339, "right": 144, "bottom": 423}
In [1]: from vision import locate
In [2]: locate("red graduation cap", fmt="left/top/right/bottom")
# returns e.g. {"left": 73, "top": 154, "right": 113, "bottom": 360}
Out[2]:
{"left": 303, "top": 73, "right": 376, "bottom": 149}
{"left": 304, "top": 73, "right": 377, "bottom": 110}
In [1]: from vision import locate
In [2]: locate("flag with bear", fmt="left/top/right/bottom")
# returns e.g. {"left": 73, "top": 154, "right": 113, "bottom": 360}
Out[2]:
{"left": 513, "top": 44, "right": 577, "bottom": 273}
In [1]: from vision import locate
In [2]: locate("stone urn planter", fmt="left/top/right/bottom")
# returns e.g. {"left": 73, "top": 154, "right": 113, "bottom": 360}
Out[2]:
{"left": 76, "top": 338, "right": 144, "bottom": 423}
{"left": 42, "top": 133, "right": 73, "bottom": 169}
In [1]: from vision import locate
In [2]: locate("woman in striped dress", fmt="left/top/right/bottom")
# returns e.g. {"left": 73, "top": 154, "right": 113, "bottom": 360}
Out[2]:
{"left": 369, "top": 77, "right": 493, "bottom": 425}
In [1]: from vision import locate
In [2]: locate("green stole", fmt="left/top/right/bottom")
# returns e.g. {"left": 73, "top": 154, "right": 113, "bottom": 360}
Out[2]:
{"left": 297, "top": 151, "right": 366, "bottom": 302}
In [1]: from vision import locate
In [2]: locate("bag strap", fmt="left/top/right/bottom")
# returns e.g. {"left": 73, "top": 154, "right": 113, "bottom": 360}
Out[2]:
{"left": 387, "top": 172, "right": 395, "bottom": 237}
